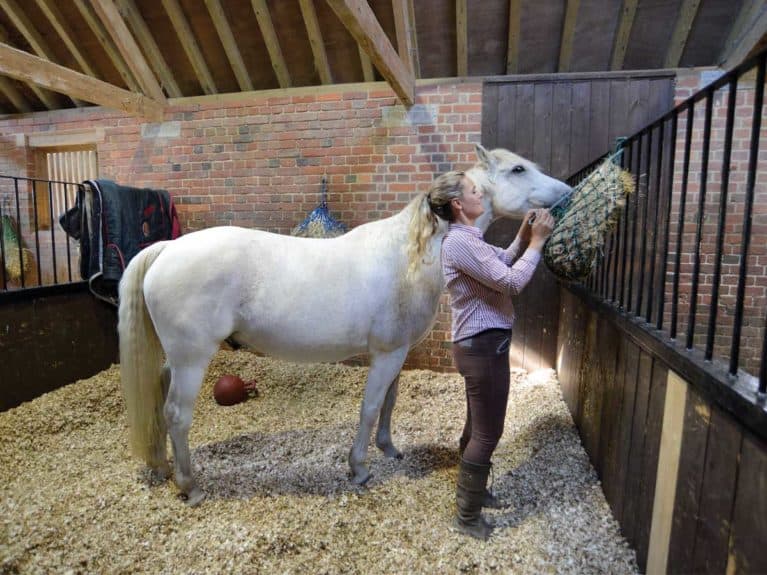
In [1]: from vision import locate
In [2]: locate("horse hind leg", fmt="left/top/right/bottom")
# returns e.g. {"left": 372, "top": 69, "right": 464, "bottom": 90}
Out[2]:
{"left": 349, "top": 346, "right": 409, "bottom": 485}
{"left": 375, "top": 374, "right": 403, "bottom": 459}
{"left": 146, "top": 364, "right": 172, "bottom": 483}
{"left": 165, "top": 362, "right": 208, "bottom": 506}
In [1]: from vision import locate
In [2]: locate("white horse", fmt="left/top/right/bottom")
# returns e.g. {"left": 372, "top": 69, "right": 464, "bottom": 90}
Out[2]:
{"left": 118, "top": 144, "right": 571, "bottom": 505}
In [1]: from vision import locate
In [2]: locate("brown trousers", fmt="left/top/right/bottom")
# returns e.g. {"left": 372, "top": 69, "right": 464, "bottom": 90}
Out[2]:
{"left": 452, "top": 329, "right": 512, "bottom": 465}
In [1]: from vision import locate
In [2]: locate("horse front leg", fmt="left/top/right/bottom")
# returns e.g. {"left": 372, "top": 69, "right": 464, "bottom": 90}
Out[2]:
{"left": 349, "top": 346, "right": 409, "bottom": 485}
{"left": 165, "top": 363, "right": 207, "bottom": 506}
{"left": 375, "top": 374, "right": 403, "bottom": 459}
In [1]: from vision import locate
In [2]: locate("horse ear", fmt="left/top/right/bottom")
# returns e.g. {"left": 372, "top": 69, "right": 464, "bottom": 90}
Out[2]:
{"left": 475, "top": 143, "right": 493, "bottom": 167}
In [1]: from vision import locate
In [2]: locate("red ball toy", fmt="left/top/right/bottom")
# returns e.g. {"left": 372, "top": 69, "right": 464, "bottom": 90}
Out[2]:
{"left": 213, "top": 374, "right": 248, "bottom": 406}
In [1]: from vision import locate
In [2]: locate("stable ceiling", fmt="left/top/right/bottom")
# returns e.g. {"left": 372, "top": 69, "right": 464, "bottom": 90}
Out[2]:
{"left": 0, "top": 0, "right": 765, "bottom": 120}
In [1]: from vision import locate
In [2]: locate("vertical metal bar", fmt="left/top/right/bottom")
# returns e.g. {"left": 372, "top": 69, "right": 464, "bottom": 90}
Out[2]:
{"left": 760, "top": 313, "right": 766, "bottom": 394}
{"left": 13, "top": 179, "right": 25, "bottom": 289}
{"left": 64, "top": 183, "right": 74, "bottom": 283}
{"left": 671, "top": 104, "right": 694, "bottom": 340}
{"left": 31, "top": 181, "right": 42, "bottom": 286}
{"left": 611, "top": 149, "right": 627, "bottom": 303}
{"left": 731, "top": 52, "right": 765, "bottom": 376}
{"left": 627, "top": 133, "right": 642, "bottom": 314}
{"left": 636, "top": 129, "right": 652, "bottom": 318}
{"left": 647, "top": 121, "right": 664, "bottom": 324}
{"left": 657, "top": 113, "right": 677, "bottom": 331}
{"left": 620, "top": 141, "right": 634, "bottom": 309}
{"left": 706, "top": 78, "right": 737, "bottom": 360}
{"left": 48, "top": 181, "right": 58, "bottom": 285}
{"left": 0, "top": 195, "right": 7, "bottom": 290}
{"left": 685, "top": 91, "right": 713, "bottom": 350}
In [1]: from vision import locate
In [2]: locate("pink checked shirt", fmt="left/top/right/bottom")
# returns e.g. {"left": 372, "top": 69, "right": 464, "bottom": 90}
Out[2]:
{"left": 441, "top": 223, "right": 541, "bottom": 342}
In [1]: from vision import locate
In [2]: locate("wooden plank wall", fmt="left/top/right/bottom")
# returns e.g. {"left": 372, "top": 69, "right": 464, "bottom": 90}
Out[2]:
{"left": 0, "top": 286, "right": 118, "bottom": 411}
{"left": 558, "top": 288, "right": 767, "bottom": 574}
{"left": 482, "top": 71, "right": 674, "bottom": 371}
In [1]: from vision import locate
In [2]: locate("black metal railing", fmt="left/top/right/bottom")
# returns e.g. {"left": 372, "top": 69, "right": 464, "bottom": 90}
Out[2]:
{"left": 569, "top": 49, "right": 766, "bottom": 397}
{"left": 0, "top": 174, "right": 82, "bottom": 292}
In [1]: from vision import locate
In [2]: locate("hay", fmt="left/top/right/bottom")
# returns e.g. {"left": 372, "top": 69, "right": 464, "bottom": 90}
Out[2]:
{"left": 544, "top": 155, "right": 635, "bottom": 282}
{"left": 0, "top": 351, "right": 638, "bottom": 574}
{"left": 1, "top": 215, "right": 34, "bottom": 281}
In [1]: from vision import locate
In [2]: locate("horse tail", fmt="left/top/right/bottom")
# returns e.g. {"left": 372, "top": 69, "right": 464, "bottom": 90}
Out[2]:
{"left": 406, "top": 193, "right": 439, "bottom": 278}
{"left": 118, "top": 241, "right": 169, "bottom": 465}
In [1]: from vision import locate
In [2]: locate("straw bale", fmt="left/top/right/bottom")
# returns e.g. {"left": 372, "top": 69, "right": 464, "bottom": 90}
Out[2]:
{"left": 0, "top": 351, "right": 638, "bottom": 574}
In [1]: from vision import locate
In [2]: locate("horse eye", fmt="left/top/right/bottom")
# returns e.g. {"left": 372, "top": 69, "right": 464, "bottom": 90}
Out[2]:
{"left": 511, "top": 165, "right": 526, "bottom": 174}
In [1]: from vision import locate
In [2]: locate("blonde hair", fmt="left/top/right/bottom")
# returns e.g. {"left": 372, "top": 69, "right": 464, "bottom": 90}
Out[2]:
{"left": 406, "top": 171, "right": 466, "bottom": 277}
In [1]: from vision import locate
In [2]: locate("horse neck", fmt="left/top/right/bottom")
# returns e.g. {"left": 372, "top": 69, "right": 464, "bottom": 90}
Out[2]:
{"left": 474, "top": 195, "right": 496, "bottom": 233}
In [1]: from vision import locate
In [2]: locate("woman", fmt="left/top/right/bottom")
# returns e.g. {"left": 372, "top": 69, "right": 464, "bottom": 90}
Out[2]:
{"left": 428, "top": 170, "right": 555, "bottom": 540}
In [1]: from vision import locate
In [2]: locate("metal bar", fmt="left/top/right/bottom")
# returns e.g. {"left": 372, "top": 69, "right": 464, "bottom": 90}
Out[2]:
{"left": 670, "top": 104, "right": 694, "bottom": 340}
{"left": 657, "top": 113, "right": 677, "bottom": 331}
{"left": 48, "top": 181, "right": 58, "bottom": 285}
{"left": 706, "top": 77, "right": 737, "bottom": 360}
{"left": 0, "top": 197, "right": 7, "bottom": 290}
{"left": 64, "top": 184, "right": 74, "bottom": 283}
{"left": 619, "top": 141, "right": 633, "bottom": 309}
{"left": 686, "top": 91, "right": 713, "bottom": 350}
{"left": 730, "top": 52, "right": 765, "bottom": 375}
{"left": 627, "top": 134, "right": 642, "bottom": 314}
{"left": 636, "top": 129, "right": 652, "bottom": 318}
{"left": 647, "top": 121, "right": 664, "bottom": 324}
{"left": 760, "top": 312, "right": 766, "bottom": 394}
{"left": 31, "top": 182, "right": 42, "bottom": 287}
{"left": 13, "top": 179, "right": 25, "bottom": 289}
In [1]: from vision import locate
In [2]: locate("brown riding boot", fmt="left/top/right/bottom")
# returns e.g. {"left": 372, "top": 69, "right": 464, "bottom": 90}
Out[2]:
{"left": 454, "top": 459, "right": 493, "bottom": 540}
{"left": 458, "top": 440, "right": 504, "bottom": 510}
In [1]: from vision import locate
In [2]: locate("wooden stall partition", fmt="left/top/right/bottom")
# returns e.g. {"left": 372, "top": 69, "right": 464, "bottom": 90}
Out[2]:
{"left": 558, "top": 286, "right": 767, "bottom": 574}
{"left": 0, "top": 285, "right": 118, "bottom": 411}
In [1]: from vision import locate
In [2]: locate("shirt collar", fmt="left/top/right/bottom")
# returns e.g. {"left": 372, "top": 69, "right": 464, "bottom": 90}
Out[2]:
{"left": 448, "top": 222, "right": 483, "bottom": 238}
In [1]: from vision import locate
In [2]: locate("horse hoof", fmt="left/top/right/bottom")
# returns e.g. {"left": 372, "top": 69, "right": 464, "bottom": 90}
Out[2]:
{"left": 351, "top": 471, "right": 371, "bottom": 486}
{"left": 183, "top": 488, "right": 205, "bottom": 507}
{"left": 376, "top": 443, "right": 403, "bottom": 460}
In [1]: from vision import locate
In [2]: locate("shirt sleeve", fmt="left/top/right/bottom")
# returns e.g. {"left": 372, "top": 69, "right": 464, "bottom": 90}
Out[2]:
{"left": 449, "top": 234, "right": 541, "bottom": 296}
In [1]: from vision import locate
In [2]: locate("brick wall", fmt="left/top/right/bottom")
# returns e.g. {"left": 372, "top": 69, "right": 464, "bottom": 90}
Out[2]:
{"left": 0, "top": 81, "right": 482, "bottom": 372}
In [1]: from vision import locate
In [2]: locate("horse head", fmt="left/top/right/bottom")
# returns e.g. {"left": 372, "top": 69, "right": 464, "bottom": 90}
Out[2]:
{"left": 467, "top": 144, "right": 571, "bottom": 231}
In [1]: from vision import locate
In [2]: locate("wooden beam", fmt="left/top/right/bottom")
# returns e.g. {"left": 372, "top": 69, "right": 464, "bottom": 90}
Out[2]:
{"left": 205, "top": 0, "right": 253, "bottom": 91}
{"left": 37, "top": 0, "right": 98, "bottom": 77}
{"left": 0, "top": 42, "right": 165, "bottom": 120}
{"left": 0, "top": 21, "right": 55, "bottom": 110}
{"left": 406, "top": 0, "right": 420, "bottom": 78}
{"left": 456, "top": 0, "right": 468, "bottom": 76}
{"left": 559, "top": 0, "right": 581, "bottom": 72}
{"left": 251, "top": 0, "right": 292, "bottom": 89}
{"left": 719, "top": 0, "right": 767, "bottom": 70}
{"left": 325, "top": 0, "right": 415, "bottom": 107}
{"left": 115, "top": 0, "right": 181, "bottom": 97}
{"left": 299, "top": 0, "right": 332, "bottom": 84}
{"left": 73, "top": 0, "right": 142, "bottom": 93}
{"left": 664, "top": 0, "right": 702, "bottom": 68}
{"left": 161, "top": 0, "right": 217, "bottom": 94}
{"left": 359, "top": 45, "right": 375, "bottom": 81}
{"left": 0, "top": 75, "right": 32, "bottom": 113}
{"left": 392, "top": 0, "right": 415, "bottom": 76}
{"left": 506, "top": 0, "right": 522, "bottom": 74}
{"left": 610, "top": 0, "right": 639, "bottom": 70}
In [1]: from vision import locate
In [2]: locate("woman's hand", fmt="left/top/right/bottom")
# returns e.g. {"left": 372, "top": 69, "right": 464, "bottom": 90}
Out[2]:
{"left": 517, "top": 209, "right": 536, "bottom": 245}
{"left": 529, "top": 209, "right": 555, "bottom": 251}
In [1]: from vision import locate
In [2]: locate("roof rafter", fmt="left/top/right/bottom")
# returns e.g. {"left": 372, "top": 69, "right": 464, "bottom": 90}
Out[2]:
{"left": 115, "top": 0, "right": 181, "bottom": 98}
{"left": 0, "top": 75, "right": 32, "bottom": 113}
{"left": 161, "top": 0, "right": 217, "bottom": 95}
{"left": 36, "top": 0, "right": 98, "bottom": 78}
{"left": 456, "top": 0, "right": 468, "bottom": 76}
{"left": 610, "top": 0, "right": 639, "bottom": 70}
{"left": 251, "top": 0, "right": 292, "bottom": 89}
{"left": 0, "top": 21, "right": 56, "bottom": 110}
{"left": 325, "top": 0, "right": 414, "bottom": 107}
{"left": 558, "top": 0, "right": 581, "bottom": 72}
{"left": 0, "top": 42, "right": 164, "bottom": 120}
{"left": 205, "top": 0, "right": 253, "bottom": 91}
{"left": 719, "top": 0, "right": 767, "bottom": 69}
{"left": 73, "top": 0, "right": 141, "bottom": 93}
{"left": 506, "top": 0, "right": 522, "bottom": 74}
{"left": 665, "top": 0, "right": 702, "bottom": 68}
{"left": 392, "top": 0, "right": 418, "bottom": 78}
{"left": 299, "top": 0, "right": 332, "bottom": 84}
{"left": 359, "top": 45, "right": 375, "bottom": 81}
